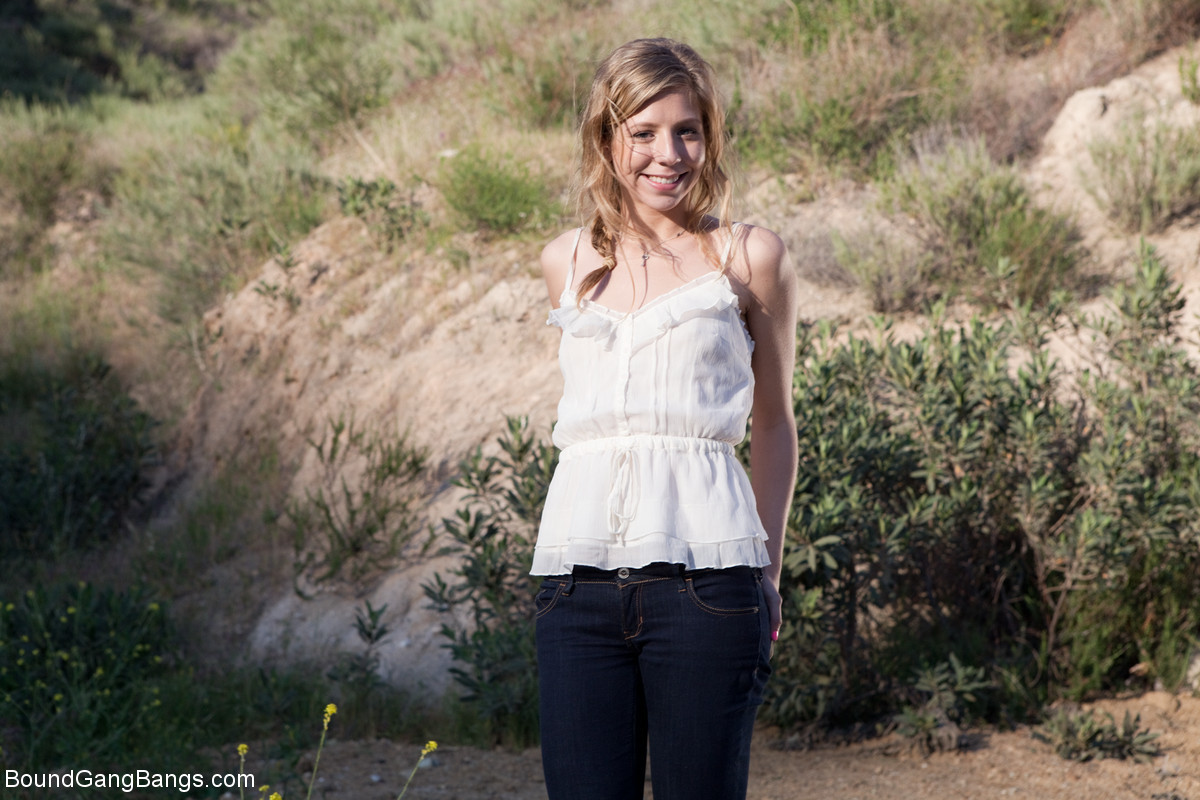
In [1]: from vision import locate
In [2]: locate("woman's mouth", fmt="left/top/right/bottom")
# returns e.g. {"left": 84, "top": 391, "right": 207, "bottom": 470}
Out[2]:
{"left": 644, "top": 173, "right": 685, "bottom": 187}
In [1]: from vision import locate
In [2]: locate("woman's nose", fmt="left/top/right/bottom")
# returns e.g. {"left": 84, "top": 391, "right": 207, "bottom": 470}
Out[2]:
{"left": 655, "top": 136, "right": 682, "bottom": 165}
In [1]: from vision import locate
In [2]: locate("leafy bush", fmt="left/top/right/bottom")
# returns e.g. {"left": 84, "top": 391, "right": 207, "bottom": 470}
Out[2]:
{"left": 766, "top": 243, "right": 1200, "bottom": 732}
{"left": 881, "top": 135, "right": 1083, "bottom": 307}
{"left": 287, "top": 415, "right": 429, "bottom": 593}
{"left": 0, "top": 352, "right": 156, "bottom": 559}
{"left": 0, "top": 582, "right": 173, "bottom": 770}
{"left": 424, "top": 416, "right": 556, "bottom": 747}
{"left": 894, "top": 654, "right": 993, "bottom": 754}
{"left": 1086, "top": 114, "right": 1200, "bottom": 234}
{"left": 1054, "top": 244, "right": 1200, "bottom": 698}
{"left": 1033, "top": 708, "right": 1160, "bottom": 762}
{"left": 0, "top": 0, "right": 238, "bottom": 104}
{"left": 438, "top": 148, "right": 561, "bottom": 236}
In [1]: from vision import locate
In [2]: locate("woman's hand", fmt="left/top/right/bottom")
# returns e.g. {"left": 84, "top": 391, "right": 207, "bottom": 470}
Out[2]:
{"left": 761, "top": 573, "right": 782, "bottom": 650}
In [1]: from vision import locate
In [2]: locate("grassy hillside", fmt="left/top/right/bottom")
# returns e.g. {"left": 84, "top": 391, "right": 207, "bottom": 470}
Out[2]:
{"left": 3, "top": 0, "right": 1200, "bottom": 782}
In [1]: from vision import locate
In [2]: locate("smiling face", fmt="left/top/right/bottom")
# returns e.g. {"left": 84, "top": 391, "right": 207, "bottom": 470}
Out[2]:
{"left": 608, "top": 90, "right": 706, "bottom": 223}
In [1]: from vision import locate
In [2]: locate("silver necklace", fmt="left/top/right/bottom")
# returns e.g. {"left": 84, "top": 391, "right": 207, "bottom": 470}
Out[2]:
{"left": 638, "top": 229, "right": 687, "bottom": 269}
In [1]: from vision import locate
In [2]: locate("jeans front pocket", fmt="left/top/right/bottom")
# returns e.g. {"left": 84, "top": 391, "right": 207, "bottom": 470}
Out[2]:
{"left": 535, "top": 578, "right": 568, "bottom": 619}
{"left": 683, "top": 568, "right": 762, "bottom": 617}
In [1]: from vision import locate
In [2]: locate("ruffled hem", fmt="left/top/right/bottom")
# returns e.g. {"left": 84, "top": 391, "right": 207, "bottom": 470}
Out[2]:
{"left": 533, "top": 438, "right": 769, "bottom": 575}
{"left": 531, "top": 534, "right": 771, "bottom": 576}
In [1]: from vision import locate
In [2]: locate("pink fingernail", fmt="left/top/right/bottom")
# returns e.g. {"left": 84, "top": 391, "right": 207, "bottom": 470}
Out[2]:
{"left": 771, "top": 630, "right": 779, "bottom": 641}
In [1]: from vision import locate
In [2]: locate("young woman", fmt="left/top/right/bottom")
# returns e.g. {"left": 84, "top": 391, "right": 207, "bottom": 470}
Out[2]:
{"left": 533, "top": 38, "right": 798, "bottom": 800}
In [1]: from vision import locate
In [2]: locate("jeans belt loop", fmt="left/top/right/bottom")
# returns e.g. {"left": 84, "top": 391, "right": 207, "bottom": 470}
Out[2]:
{"left": 563, "top": 574, "right": 576, "bottom": 596}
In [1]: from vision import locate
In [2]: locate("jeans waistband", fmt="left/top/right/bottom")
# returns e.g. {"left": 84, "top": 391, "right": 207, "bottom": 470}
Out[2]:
{"left": 570, "top": 562, "right": 759, "bottom": 580}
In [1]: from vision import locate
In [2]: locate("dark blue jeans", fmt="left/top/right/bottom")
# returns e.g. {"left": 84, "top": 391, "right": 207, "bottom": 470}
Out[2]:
{"left": 536, "top": 563, "right": 771, "bottom": 800}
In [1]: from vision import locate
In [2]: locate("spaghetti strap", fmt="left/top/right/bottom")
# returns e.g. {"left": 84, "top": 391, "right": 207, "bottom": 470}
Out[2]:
{"left": 562, "top": 227, "right": 585, "bottom": 301}
{"left": 720, "top": 222, "right": 744, "bottom": 269}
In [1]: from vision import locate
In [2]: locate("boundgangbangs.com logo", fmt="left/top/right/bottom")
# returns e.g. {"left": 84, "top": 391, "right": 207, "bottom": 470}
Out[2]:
{"left": 5, "top": 769, "right": 253, "bottom": 794}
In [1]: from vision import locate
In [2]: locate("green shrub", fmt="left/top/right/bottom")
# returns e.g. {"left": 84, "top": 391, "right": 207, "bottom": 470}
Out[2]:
{"left": 0, "top": 105, "right": 90, "bottom": 277}
{"left": 424, "top": 416, "right": 555, "bottom": 747}
{"left": 438, "top": 148, "right": 561, "bottom": 236}
{"left": 0, "top": 582, "right": 173, "bottom": 770}
{"left": 1053, "top": 243, "right": 1200, "bottom": 698}
{"left": 417, "top": 252, "right": 1199, "bottom": 741}
{"left": 0, "top": 352, "right": 156, "bottom": 559}
{"left": 338, "top": 177, "right": 430, "bottom": 249}
{"left": 1182, "top": 54, "right": 1200, "bottom": 104}
{"left": 287, "top": 414, "right": 429, "bottom": 593}
{"left": 1086, "top": 114, "right": 1200, "bottom": 234}
{"left": 1033, "top": 708, "right": 1160, "bottom": 762}
{"left": 983, "top": 0, "right": 1071, "bottom": 54}
{"left": 0, "top": 0, "right": 228, "bottom": 104}
{"left": 767, "top": 245, "right": 1200, "bottom": 732}
{"left": 882, "top": 135, "right": 1083, "bottom": 308}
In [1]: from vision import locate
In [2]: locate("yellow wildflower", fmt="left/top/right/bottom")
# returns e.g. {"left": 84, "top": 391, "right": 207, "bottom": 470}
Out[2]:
{"left": 238, "top": 743, "right": 249, "bottom": 756}
{"left": 422, "top": 741, "right": 438, "bottom": 756}
{"left": 323, "top": 703, "right": 337, "bottom": 728}
{"left": 270, "top": 793, "right": 282, "bottom": 800}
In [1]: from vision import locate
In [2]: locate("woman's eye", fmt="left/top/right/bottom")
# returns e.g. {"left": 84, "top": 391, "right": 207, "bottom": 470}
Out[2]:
{"left": 631, "top": 131, "right": 654, "bottom": 141}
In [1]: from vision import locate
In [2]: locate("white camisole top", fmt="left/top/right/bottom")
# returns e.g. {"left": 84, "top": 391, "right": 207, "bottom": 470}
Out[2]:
{"left": 531, "top": 225, "right": 772, "bottom": 575}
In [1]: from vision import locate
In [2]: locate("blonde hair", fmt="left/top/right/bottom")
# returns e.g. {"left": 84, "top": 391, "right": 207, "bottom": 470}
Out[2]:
{"left": 576, "top": 38, "right": 734, "bottom": 299}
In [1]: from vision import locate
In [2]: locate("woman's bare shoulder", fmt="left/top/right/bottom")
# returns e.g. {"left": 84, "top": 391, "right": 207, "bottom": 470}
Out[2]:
{"left": 727, "top": 223, "right": 789, "bottom": 291}
{"left": 541, "top": 228, "right": 583, "bottom": 307}
{"left": 738, "top": 223, "right": 786, "bottom": 272}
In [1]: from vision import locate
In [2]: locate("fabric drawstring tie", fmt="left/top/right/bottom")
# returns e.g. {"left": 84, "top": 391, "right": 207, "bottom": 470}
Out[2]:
{"left": 607, "top": 446, "right": 640, "bottom": 542}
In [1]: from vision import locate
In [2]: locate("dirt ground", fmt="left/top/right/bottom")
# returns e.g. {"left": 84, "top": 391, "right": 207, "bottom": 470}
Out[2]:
{"left": 252, "top": 692, "right": 1200, "bottom": 800}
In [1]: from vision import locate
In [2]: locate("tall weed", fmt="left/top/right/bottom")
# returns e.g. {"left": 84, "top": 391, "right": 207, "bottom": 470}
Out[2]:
{"left": 287, "top": 415, "right": 429, "bottom": 593}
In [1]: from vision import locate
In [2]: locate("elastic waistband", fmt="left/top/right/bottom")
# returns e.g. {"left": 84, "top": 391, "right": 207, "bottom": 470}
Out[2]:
{"left": 559, "top": 434, "right": 735, "bottom": 460}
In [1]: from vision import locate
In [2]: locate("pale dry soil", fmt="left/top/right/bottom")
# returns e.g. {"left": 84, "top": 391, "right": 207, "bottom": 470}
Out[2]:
{"left": 247, "top": 693, "right": 1200, "bottom": 800}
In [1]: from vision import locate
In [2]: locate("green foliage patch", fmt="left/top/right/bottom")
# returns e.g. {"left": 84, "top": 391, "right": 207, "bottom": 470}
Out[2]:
{"left": 287, "top": 414, "right": 430, "bottom": 593}
{"left": 0, "top": 582, "right": 173, "bottom": 770}
{"left": 438, "top": 148, "right": 561, "bottom": 236}
{"left": 424, "top": 416, "right": 555, "bottom": 747}
{"left": 338, "top": 177, "right": 430, "bottom": 249}
{"left": 0, "top": 0, "right": 247, "bottom": 104}
{"left": 1086, "top": 114, "right": 1200, "bottom": 234}
{"left": 1033, "top": 708, "right": 1161, "bottom": 762}
{"left": 0, "top": 352, "right": 156, "bottom": 560}
{"left": 879, "top": 136, "right": 1083, "bottom": 308}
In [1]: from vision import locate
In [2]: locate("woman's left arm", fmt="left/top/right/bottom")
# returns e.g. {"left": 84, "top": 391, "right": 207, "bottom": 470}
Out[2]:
{"left": 739, "top": 226, "right": 799, "bottom": 637}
